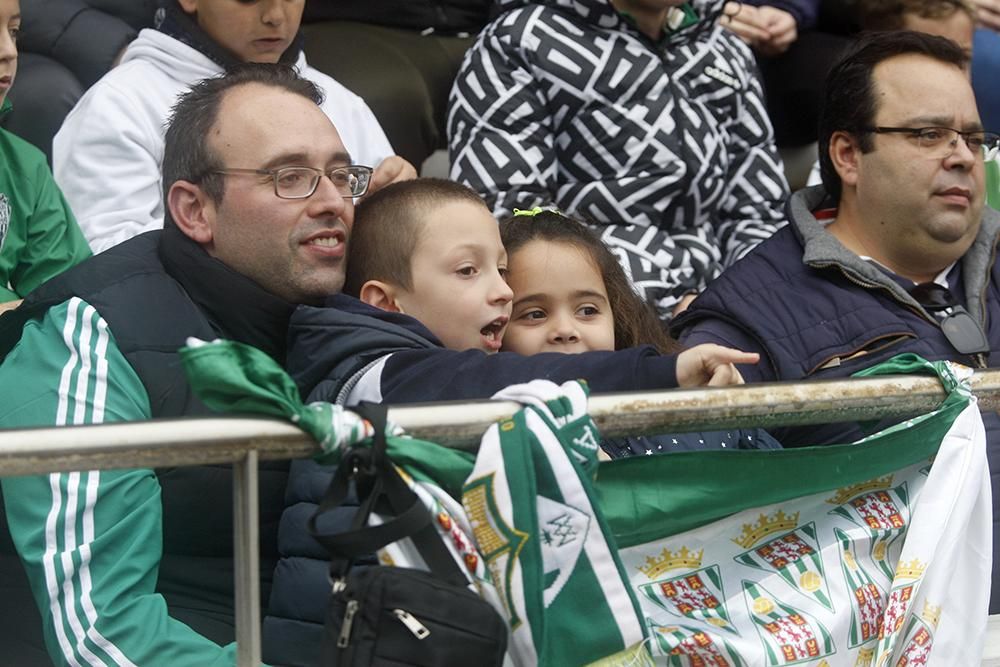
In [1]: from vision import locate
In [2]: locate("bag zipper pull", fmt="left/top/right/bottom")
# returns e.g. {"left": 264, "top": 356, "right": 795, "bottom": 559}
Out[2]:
{"left": 337, "top": 600, "right": 360, "bottom": 648}
{"left": 392, "top": 609, "right": 430, "bottom": 639}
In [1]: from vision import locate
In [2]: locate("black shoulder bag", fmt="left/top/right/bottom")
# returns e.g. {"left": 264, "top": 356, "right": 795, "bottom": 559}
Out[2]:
{"left": 308, "top": 403, "right": 508, "bottom": 667}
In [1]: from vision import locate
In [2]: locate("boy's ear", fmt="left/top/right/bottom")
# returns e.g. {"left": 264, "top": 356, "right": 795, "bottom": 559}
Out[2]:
{"left": 359, "top": 280, "right": 404, "bottom": 313}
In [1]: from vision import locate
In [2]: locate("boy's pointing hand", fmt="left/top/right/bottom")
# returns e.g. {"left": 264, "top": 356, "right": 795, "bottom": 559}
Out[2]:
{"left": 676, "top": 344, "right": 759, "bottom": 388}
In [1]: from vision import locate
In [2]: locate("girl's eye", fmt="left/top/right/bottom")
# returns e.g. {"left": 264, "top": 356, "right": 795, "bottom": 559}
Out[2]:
{"left": 457, "top": 266, "right": 477, "bottom": 277}
{"left": 520, "top": 309, "right": 546, "bottom": 321}
{"left": 578, "top": 305, "right": 601, "bottom": 317}
{"left": 498, "top": 267, "right": 509, "bottom": 279}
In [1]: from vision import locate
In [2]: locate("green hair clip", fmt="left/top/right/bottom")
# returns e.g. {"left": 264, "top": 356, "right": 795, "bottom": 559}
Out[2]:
{"left": 513, "top": 206, "right": 566, "bottom": 218}
{"left": 512, "top": 207, "right": 546, "bottom": 217}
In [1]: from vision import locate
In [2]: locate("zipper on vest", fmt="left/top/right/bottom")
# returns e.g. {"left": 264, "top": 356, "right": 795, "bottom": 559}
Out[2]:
{"left": 809, "top": 333, "right": 916, "bottom": 375}
{"left": 817, "top": 263, "right": 930, "bottom": 326}
{"left": 811, "top": 262, "right": 949, "bottom": 327}
{"left": 393, "top": 608, "right": 431, "bottom": 639}
{"left": 337, "top": 599, "right": 360, "bottom": 648}
{"left": 817, "top": 263, "right": 989, "bottom": 369}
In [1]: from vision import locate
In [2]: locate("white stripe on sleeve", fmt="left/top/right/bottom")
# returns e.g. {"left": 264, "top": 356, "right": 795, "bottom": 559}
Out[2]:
{"left": 44, "top": 298, "right": 138, "bottom": 666}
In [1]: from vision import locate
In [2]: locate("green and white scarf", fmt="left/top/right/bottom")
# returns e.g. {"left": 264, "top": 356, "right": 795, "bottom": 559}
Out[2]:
{"left": 181, "top": 342, "right": 990, "bottom": 666}
{"left": 462, "top": 379, "right": 648, "bottom": 665}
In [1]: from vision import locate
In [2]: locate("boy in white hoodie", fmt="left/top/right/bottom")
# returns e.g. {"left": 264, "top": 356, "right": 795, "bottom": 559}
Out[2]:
{"left": 53, "top": 0, "right": 415, "bottom": 253}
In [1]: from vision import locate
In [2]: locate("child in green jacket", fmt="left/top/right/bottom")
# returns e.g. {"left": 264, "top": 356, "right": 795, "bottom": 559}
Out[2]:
{"left": 0, "top": 0, "right": 90, "bottom": 314}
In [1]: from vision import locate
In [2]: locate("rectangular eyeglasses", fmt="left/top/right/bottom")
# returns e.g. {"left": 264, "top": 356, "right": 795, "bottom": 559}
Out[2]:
{"left": 210, "top": 165, "right": 373, "bottom": 199}
{"left": 862, "top": 126, "right": 1000, "bottom": 160}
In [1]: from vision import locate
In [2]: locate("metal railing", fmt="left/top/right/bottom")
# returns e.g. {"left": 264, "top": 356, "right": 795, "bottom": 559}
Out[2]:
{"left": 3, "top": 370, "right": 1000, "bottom": 665}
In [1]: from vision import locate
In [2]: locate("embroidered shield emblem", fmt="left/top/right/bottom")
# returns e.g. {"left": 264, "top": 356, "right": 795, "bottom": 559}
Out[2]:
{"left": 0, "top": 193, "right": 9, "bottom": 252}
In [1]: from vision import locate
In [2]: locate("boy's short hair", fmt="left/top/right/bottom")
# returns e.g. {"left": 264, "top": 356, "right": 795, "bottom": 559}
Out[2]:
{"left": 859, "top": 0, "right": 974, "bottom": 31}
{"left": 344, "top": 178, "right": 491, "bottom": 296}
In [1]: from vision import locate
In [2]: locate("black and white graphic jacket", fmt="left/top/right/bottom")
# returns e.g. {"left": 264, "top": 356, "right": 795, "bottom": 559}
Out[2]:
{"left": 448, "top": 0, "right": 789, "bottom": 318}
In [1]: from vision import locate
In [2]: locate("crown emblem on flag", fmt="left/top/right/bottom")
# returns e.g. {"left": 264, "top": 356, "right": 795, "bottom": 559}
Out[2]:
{"left": 732, "top": 510, "right": 799, "bottom": 548}
{"left": 825, "top": 475, "right": 894, "bottom": 505}
{"left": 895, "top": 558, "right": 926, "bottom": 580}
{"left": 922, "top": 601, "right": 942, "bottom": 628}
{"left": 854, "top": 647, "right": 874, "bottom": 666}
{"left": 637, "top": 546, "right": 704, "bottom": 578}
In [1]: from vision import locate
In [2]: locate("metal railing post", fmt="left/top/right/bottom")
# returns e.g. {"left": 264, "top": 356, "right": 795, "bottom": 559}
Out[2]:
{"left": 233, "top": 449, "right": 261, "bottom": 666}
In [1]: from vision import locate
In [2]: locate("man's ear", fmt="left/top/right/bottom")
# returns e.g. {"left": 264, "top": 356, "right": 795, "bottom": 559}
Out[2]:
{"left": 829, "top": 130, "right": 861, "bottom": 189}
{"left": 167, "top": 180, "right": 215, "bottom": 245}
{"left": 359, "top": 280, "right": 404, "bottom": 313}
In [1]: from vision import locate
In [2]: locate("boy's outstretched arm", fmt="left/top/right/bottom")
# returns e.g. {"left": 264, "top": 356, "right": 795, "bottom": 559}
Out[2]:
{"left": 288, "top": 300, "right": 765, "bottom": 405}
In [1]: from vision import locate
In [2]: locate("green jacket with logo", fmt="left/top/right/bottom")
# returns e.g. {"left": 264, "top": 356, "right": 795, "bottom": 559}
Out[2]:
{"left": 0, "top": 99, "right": 90, "bottom": 301}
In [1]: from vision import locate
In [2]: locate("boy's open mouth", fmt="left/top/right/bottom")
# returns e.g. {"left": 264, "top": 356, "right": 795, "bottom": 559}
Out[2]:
{"left": 480, "top": 316, "right": 508, "bottom": 350}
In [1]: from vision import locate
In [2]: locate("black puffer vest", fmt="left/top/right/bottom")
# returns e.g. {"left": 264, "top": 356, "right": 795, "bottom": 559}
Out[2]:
{"left": 0, "top": 229, "right": 292, "bottom": 648}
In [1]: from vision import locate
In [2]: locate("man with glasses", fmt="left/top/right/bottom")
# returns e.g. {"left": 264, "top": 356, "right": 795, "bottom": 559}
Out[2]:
{"left": 673, "top": 30, "right": 1000, "bottom": 611}
{"left": 0, "top": 63, "right": 366, "bottom": 665}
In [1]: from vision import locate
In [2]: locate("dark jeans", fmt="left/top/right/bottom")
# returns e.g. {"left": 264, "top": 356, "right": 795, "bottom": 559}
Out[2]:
{"left": 973, "top": 28, "right": 1000, "bottom": 135}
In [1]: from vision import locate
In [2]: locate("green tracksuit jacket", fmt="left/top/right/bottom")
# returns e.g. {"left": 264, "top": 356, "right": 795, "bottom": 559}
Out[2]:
{"left": 0, "top": 99, "right": 91, "bottom": 301}
{"left": 1, "top": 299, "right": 243, "bottom": 665}
{"left": 0, "top": 228, "right": 279, "bottom": 666}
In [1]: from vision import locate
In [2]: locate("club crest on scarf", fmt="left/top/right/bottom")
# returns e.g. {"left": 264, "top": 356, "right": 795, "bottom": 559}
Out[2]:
{"left": 0, "top": 193, "right": 9, "bottom": 253}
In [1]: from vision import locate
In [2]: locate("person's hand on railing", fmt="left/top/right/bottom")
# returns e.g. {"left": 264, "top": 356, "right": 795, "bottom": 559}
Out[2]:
{"left": 676, "top": 344, "right": 759, "bottom": 387}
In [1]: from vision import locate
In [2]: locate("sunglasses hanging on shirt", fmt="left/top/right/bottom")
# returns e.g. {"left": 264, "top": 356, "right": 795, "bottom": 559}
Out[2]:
{"left": 909, "top": 283, "right": 990, "bottom": 356}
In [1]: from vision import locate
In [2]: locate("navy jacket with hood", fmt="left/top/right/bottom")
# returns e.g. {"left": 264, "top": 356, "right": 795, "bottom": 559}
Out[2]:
{"left": 673, "top": 184, "right": 1000, "bottom": 612}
